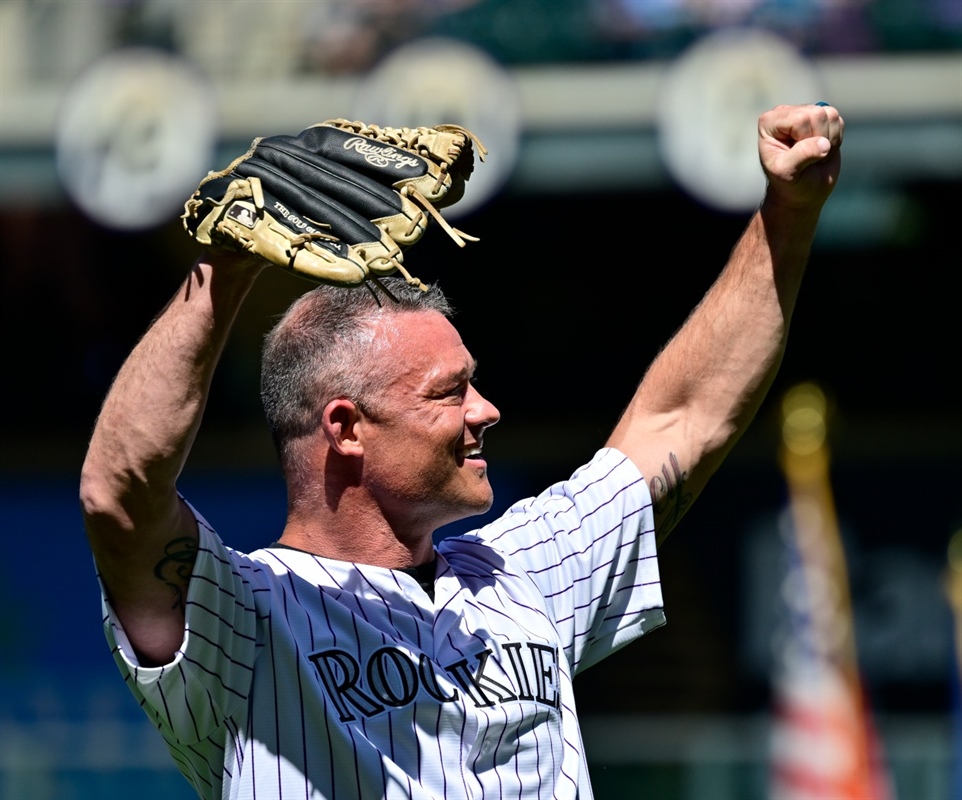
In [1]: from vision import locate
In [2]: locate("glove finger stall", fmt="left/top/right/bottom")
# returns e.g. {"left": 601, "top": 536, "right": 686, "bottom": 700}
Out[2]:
{"left": 293, "top": 124, "right": 462, "bottom": 207}
{"left": 252, "top": 137, "right": 427, "bottom": 246}
{"left": 187, "top": 174, "right": 395, "bottom": 287}
{"left": 242, "top": 172, "right": 404, "bottom": 280}
{"left": 240, "top": 158, "right": 384, "bottom": 243}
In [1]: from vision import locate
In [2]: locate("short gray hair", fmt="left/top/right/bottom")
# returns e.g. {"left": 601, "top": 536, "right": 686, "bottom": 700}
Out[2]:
{"left": 260, "top": 277, "right": 453, "bottom": 465}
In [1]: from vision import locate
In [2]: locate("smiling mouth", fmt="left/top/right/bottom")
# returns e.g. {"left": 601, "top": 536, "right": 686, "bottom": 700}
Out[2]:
{"left": 460, "top": 445, "right": 483, "bottom": 459}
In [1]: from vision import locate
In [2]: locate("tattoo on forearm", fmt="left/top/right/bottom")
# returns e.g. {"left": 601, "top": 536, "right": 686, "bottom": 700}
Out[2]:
{"left": 649, "top": 453, "right": 693, "bottom": 535}
{"left": 153, "top": 536, "right": 198, "bottom": 610}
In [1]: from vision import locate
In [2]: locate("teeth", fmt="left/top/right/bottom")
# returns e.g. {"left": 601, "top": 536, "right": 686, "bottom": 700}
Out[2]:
{"left": 462, "top": 446, "right": 482, "bottom": 457}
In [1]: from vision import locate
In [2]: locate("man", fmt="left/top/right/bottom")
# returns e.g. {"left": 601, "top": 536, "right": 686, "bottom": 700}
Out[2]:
{"left": 80, "top": 103, "right": 843, "bottom": 798}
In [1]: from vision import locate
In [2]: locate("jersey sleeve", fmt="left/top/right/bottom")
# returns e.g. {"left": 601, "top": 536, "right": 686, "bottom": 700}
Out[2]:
{"left": 471, "top": 447, "right": 665, "bottom": 673}
{"left": 100, "top": 502, "right": 259, "bottom": 744}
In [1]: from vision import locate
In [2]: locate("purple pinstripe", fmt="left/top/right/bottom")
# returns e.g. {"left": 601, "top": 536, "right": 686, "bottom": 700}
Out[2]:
{"left": 100, "top": 448, "right": 665, "bottom": 799}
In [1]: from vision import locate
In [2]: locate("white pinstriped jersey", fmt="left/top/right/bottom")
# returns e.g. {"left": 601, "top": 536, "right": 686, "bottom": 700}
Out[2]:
{"left": 102, "top": 448, "right": 666, "bottom": 799}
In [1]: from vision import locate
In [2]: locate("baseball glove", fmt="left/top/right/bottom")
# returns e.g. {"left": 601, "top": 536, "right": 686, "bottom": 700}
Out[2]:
{"left": 182, "top": 119, "right": 486, "bottom": 291}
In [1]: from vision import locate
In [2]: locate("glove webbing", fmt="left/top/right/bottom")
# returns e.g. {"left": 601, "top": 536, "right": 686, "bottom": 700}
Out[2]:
{"left": 328, "top": 120, "right": 488, "bottom": 171}
{"left": 402, "top": 186, "right": 479, "bottom": 248}
{"left": 326, "top": 119, "right": 487, "bottom": 246}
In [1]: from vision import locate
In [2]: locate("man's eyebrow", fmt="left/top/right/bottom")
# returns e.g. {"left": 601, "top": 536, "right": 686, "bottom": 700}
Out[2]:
{"left": 444, "top": 359, "right": 479, "bottom": 387}
{"left": 454, "top": 357, "right": 478, "bottom": 378}
{"left": 427, "top": 358, "right": 478, "bottom": 389}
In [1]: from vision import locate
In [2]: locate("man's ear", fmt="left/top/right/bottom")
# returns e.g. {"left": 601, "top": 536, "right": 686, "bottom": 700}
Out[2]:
{"left": 321, "top": 398, "right": 365, "bottom": 456}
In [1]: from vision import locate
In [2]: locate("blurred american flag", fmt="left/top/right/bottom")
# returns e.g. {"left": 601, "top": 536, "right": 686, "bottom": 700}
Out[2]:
{"left": 769, "top": 383, "right": 894, "bottom": 800}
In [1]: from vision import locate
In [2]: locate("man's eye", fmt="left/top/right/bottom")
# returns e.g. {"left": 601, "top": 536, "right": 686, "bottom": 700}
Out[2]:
{"left": 432, "top": 385, "right": 461, "bottom": 400}
{"left": 449, "top": 380, "right": 473, "bottom": 399}
{"left": 437, "top": 377, "right": 474, "bottom": 399}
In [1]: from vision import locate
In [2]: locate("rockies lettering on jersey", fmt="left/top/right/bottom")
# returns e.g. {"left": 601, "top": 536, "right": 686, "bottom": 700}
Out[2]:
{"left": 101, "top": 448, "right": 665, "bottom": 800}
{"left": 309, "top": 641, "right": 560, "bottom": 722}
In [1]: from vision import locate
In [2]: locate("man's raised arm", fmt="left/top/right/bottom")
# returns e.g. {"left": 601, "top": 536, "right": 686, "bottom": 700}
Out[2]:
{"left": 607, "top": 103, "right": 844, "bottom": 543}
{"left": 79, "top": 251, "right": 265, "bottom": 665}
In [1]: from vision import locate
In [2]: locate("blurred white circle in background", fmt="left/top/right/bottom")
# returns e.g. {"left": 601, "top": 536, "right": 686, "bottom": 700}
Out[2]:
{"left": 352, "top": 38, "right": 521, "bottom": 219}
{"left": 657, "top": 29, "right": 823, "bottom": 212}
{"left": 56, "top": 48, "right": 216, "bottom": 230}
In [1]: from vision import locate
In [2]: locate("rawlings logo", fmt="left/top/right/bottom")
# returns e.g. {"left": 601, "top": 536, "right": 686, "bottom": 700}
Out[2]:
{"left": 343, "top": 137, "right": 421, "bottom": 171}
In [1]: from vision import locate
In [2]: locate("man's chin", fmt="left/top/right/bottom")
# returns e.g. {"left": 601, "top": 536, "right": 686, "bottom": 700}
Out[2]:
{"left": 462, "top": 492, "right": 495, "bottom": 518}
{"left": 443, "top": 490, "right": 495, "bottom": 527}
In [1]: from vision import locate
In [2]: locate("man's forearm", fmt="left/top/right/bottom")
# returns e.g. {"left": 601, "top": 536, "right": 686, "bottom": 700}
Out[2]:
{"left": 80, "top": 252, "right": 263, "bottom": 661}
{"left": 608, "top": 195, "right": 826, "bottom": 540}
{"left": 672, "top": 198, "right": 819, "bottom": 453}
{"left": 607, "top": 103, "right": 843, "bottom": 541}
{"left": 82, "top": 255, "right": 262, "bottom": 523}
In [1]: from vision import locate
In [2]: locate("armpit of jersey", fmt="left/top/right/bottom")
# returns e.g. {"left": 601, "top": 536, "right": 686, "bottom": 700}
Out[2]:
{"left": 102, "top": 507, "right": 259, "bottom": 744}
{"left": 457, "top": 447, "right": 666, "bottom": 673}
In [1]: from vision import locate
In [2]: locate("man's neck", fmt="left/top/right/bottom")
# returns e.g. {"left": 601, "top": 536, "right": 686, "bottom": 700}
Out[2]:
{"left": 277, "top": 509, "right": 437, "bottom": 568}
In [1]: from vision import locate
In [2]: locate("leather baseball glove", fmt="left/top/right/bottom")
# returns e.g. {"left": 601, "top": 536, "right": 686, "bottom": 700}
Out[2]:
{"left": 182, "top": 119, "right": 486, "bottom": 291}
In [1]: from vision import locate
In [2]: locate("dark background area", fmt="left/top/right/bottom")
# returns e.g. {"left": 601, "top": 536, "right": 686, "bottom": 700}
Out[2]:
{"left": 4, "top": 178, "right": 959, "bottom": 448}
{"left": 2, "top": 175, "right": 958, "bottom": 723}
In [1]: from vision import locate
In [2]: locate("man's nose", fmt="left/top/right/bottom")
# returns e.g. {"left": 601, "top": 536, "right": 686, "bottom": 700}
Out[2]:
{"left": 466, "top": 384, "right": 500, "bottom": 429}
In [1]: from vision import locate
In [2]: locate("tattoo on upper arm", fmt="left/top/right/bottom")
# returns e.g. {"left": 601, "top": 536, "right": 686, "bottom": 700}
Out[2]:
{"left": 153, "top": 536, "right": 198, "bottom": 611}
{"left": 649, "top": 453, "right": 693, "bottom": 537}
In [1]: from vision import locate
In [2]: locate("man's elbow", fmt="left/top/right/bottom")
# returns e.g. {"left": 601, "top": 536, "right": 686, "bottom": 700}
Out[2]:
{"left": 79, "top": 458, "right": 135, "bottom": 536}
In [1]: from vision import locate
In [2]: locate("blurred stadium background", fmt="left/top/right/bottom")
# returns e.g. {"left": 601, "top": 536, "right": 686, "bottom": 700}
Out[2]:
{"left": 1, "top": 1, "right": 959, "bottom": 798}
